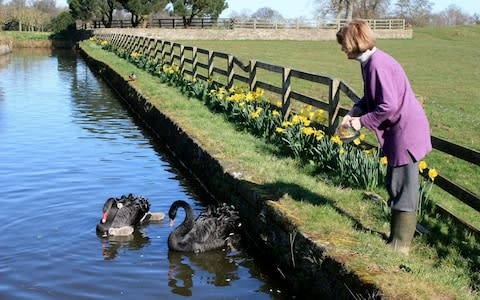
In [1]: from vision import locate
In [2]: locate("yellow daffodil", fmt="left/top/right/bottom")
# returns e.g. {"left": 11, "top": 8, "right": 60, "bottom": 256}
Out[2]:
{"left": 330, "top": 135, "right": 343, "bottom": 145}
{"left": 275, "top": 127, "right": 285, "bottom": 134}
{"left": 353, "top": 138, "right": 361, "bottom": 145}
{"left": 250, "top": 111, "right": 260, "bottom": 118}
{"left": 302, "top": 127, "right": 315, "bottom": 136}
{"left": 314, "top": 130, "right": 325, "bottom": 141}
{"left": 419, "top": 160, "right": 428, "bottom": 173}
{"left": 272, "top": 110, "right": 280, "bottom": 116}
{"left": 359, "top": 133, "right": 366, "bottom": 140}
{"left": 255, "top": 88, "right": 264, "bottom": 98}
{"left": 380, "top": 156, "right": 388, "bottom": 165}
{"left": 428, "top": 168, "right": 438, "bottom": 181}
{"left": 339, "top": 147, "right": 345, "bottom": 155}
{"left": 245, "top": 92, "right": 255, "bottom": 101}
{"left": 363, "top": 148, "right": 377, "bottom": 155}
{"left": 291, "top": 115, "right": 301, "bottom": 125}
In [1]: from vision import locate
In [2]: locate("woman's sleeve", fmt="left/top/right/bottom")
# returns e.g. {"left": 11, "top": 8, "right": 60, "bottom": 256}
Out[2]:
{"left": 359, "top": 66, "right": 399, "bottom": 130}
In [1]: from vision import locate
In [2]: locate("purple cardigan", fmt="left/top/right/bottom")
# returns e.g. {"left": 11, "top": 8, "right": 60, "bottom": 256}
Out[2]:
{"left": 355, "top": 49, "right": 432, "bottom": 166}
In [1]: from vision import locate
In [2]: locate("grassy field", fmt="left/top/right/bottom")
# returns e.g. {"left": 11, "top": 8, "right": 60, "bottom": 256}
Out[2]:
{"left": 176, "top": 25, "right": 480, "bottom": 223}
{"left": 0, "top": 31, "right": 51, "bottom": 40}
{"left": 81, "top": 39, "right": 480, "bottom": 299}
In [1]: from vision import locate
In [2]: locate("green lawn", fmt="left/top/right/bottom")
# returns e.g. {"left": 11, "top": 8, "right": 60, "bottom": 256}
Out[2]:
{"left": 0, "top": 31, "right": 51, "bottom": 40}
{"left": 81, "top": 39, "right": 480, "bottom": 299}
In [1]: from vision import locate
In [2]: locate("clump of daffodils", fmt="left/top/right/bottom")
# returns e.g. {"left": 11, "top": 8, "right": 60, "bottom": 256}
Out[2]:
{"left": 418, "top": 160, "right": 439, "bottom": 218}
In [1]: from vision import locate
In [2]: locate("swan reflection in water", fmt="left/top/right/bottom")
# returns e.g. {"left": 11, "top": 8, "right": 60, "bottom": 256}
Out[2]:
{"left": 99, "top": 229, "right": 151, "bottom": 260}
{"left": 167, "top": 248, "right": 241, "bottom": 296}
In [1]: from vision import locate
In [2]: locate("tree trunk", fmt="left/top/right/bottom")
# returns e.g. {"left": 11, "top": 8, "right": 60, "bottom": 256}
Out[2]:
{"left": 140, "top": 15, "right": 149, "bottom": 28}
{"left": 345, "top": 0, "right": 353, "bottom": 21}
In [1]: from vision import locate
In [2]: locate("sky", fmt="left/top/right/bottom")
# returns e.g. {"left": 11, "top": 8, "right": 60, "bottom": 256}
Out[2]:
{"left": 53, "top": 0, "right": 480, "bottom": 18}
{"left": 219, "top": 0, "right": 480, "bottom": 19}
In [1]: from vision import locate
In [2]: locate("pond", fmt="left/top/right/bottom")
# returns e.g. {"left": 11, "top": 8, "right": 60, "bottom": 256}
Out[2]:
{"left": 0, "top": 48, "right": 291, "bottom": 299}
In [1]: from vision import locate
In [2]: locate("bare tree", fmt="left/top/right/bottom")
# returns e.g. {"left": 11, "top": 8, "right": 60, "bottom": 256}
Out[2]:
{"left": 440, "top": 4, "right": 470, "bottom": 25}
{"left": 473, "top": 13, "right": 480, "bottom": 24}
{"left": 314, "top": 0, "right": 390, "bottom": 20}
{"left": 354, "top": 0, "right": 390, "bottom": 18}
{"left": 251, "top": 7, "right": 283, "bottom": 21}
{"left": 394, "top": 0, "right": 433, "bottom": 27}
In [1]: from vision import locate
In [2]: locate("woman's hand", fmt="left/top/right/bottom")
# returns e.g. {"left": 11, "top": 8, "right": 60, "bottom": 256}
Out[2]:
{"left": 341, "top": 115, "right": 361, "bottom": 131}
{"left": 341, "top": 115, "right": 353, "bottom": 128}
{"left": 349, "top": 117, "right": 362, "bottom": 131}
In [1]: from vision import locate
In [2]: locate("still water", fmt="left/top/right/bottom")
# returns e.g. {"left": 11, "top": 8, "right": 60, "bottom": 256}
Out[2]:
{"left": 0, "top": 49, "right": 289, "bottom": 299}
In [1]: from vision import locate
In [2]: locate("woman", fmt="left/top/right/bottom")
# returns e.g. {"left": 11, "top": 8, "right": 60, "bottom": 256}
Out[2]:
{"left": 336, "top": 19, "right": 432, "bottom": 255}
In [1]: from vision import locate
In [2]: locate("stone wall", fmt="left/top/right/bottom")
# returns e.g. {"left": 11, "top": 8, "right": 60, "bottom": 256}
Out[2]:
{"left": 94, "top": 27, "right": 412, "bottom": 41}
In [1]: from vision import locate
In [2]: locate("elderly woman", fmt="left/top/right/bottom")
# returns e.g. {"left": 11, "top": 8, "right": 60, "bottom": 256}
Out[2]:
{"left": 336, "top": 19, "right": 432, "bottom": 255}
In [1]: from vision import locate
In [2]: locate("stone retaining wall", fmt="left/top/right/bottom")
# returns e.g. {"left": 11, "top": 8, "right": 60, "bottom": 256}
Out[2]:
{"left": 94, "top": 28, "right": 412, "bottom": 41}
{"left": 80, "top": 46, "right": 383, "bottom": 299}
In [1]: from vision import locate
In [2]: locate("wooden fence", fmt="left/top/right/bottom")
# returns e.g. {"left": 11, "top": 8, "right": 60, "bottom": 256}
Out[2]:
{"left": 91, "top": 18, "right": 406, "bottom": 30}
{"left": 96, "top": 33, "right": 480, "bottom": 232}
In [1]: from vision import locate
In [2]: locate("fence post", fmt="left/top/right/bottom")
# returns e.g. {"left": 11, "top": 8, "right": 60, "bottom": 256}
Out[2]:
{"left": 180, "top": 45, "right": 185, "bottom": 76}
{"left": 207, "top": 50, "right": 214, "bottom": 79}
{"left": 281, "top": 67, "right": 292, "bottom": 121}
{"left": 161, "top": 41, "right": 166, "bottom": 63}
{"left": 192, "top": 47, "right": 198, "bottom": 79}
{"left": 249, "top": 59, "right": 257, "bottom": 91}
{"left": 327, "top": 79, "right": 341, "bottom": 135}
{"left": 170, "top": 44, "right": 176, "bottom": 66}
{"left": 227, "top": 54, "right": 234, "bottom": 89}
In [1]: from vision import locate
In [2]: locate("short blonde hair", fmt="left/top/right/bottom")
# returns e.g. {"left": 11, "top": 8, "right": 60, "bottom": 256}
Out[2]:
{"left": 336, "top": 19, "right": 376, "bottom": 56}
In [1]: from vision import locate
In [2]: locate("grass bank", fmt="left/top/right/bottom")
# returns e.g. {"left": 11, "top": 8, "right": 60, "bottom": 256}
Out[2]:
{"left": 80, "top": 38, "right": 479, "bottom": 299}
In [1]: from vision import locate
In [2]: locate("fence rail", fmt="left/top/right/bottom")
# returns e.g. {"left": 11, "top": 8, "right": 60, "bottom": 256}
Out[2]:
{"left": 95, "top": 33, "right": 479, "bottom": 231}
{"left": 91, "top": 18, "right": 406, "bottom": 30}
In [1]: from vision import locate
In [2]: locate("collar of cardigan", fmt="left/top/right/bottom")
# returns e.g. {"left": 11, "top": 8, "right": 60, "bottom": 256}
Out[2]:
{"left": 356, "top": 47, "right": 377, "bottom": 64}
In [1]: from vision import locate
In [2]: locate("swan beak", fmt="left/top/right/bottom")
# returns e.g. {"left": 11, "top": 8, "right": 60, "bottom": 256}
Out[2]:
{"left": 101, "top": 212, "right": 108, "bottom": 223}
{"left": 169, "top": 219, "right": 174, "bottom": 227}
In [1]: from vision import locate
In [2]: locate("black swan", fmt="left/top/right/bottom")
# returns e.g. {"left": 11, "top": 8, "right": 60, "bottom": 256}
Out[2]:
{"left": 167, "top": 200, "right": 241, "bottom": 253}
{"left": 96, "top": 194, "right": 163, "bottom": 237}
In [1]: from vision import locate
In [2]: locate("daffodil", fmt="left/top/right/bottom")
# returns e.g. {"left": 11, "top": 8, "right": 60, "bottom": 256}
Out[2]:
{"left": 272, "top": 110, "right": 280, "bottom": 116}
{"left": 314, "top": 130, "right": 325, "bottom": 141}
{"left": 418, "top": 160, "right": 428, "bottom": 173}
{"left": 302, "top": 127, "right": 315, "bottom": 136}
{"left": 245, "top": 92, "right": 255, "bottom": 101}
{"left": 428, "top": 168, "right": 438, "bottom": 181}
{"left": 353, "top": 138, "right": 361, "bottom": 145}
{"left": 359, "top": 133, "right": 366, "bottom": 140}
{"left": 380, "top": 156, "right": 388, "bottom": 165}
{"left": 275, "top": 127, "right": 285, "bottom": 134}
{"left": 330, "top": 135, "right": 343, "bottom": 145}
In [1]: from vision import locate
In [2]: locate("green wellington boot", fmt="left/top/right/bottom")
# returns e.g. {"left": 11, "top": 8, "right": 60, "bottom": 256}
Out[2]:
{"left": 387, "top": 210, "right": 417, "bottom": 255}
